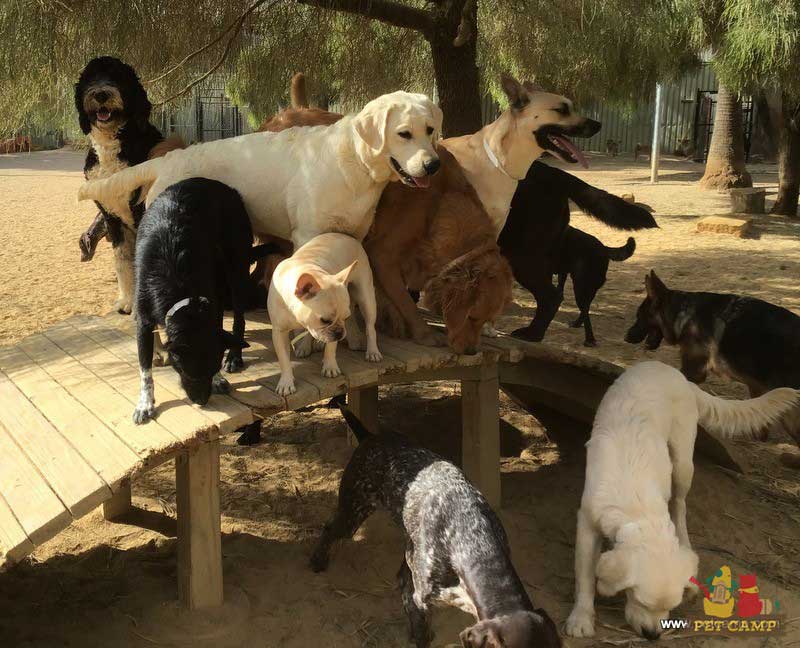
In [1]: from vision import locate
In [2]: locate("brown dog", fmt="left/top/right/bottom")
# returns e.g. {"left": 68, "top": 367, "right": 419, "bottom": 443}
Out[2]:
{"left": 254, "top": 75, "right": 512, "bottom": 355}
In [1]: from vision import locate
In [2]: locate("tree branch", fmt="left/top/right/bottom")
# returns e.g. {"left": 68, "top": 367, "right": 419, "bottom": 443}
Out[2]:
{"left": 294, "top": 0, "right": 432, "bottom": 33}
{"left": 147, "top": 0, "right": 276, "bottom": 84}
{"left": 152, "top": 0, "right": 281, "bottom": 106}
{"left": 453, "top": 0, "right": 475, "bottom": 47}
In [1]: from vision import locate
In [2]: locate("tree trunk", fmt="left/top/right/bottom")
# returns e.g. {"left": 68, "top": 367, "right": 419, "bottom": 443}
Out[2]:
{"left": 771, "top": 101, "right": 800, "bottom": 217}
{"left": 428, "top": 1, "right": 482, "bottom": 137}
{"left": 700, "top": 83, "right": 752, "bottom": 190}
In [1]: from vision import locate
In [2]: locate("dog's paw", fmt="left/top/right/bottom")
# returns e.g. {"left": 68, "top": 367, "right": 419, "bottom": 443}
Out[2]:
{"left": 212, "top": 374, "right": 230, "bottom": 394}
{"left": 321, "top": 362, "right": 342, "bottom": 378}
{"left": 276, "top": 376, "right": 297, "bottom": 396}
{"left": 293, "top": 335, "right": 320, "bottom": 358}
{"left": 565, "top": 609, "right": 596, "bottom": 638}
{"left": 365, "top": 348, "right": 383, "bottom": 363}
{"left": 114, "top": 298, "right": 133, "bottom": 315}
{"left": 132, "top": 404, "right": 155, "bottom": 425}
{"left": 309, "top": 549, "right": 329, "bottom": 573}
{"left": 481, "top": 322, "right": 500, "bottom": 338}
{"left": 511, "top": 326, "right": 545, "bottom": 342}
{"left": 583, "top": 338, "right": 598, "bottom": 348}
{"left": 224, "top": 352, "right": 244, "bottom": 374}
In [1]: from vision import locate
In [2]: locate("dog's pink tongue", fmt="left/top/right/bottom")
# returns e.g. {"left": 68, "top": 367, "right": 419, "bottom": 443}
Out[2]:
{"left": 554, "top": 135, "right": 589, "bottom": 169}
{"left": 97, "top": 109, "right": 110, "bottom": 121}
{"left": 412, "top": 175, "right": 431, "bottom": 189}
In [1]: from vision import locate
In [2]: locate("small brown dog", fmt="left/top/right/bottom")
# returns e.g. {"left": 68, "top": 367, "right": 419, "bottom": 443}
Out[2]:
{"left": 605, "top": 139, "right": 619, "bottom": 157}
{"left": 255, "top": 74, "right": 513, "bottom": 355}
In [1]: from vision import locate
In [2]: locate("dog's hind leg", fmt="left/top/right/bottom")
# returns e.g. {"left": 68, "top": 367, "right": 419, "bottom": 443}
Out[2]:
{"left": 565, "top": 508, "right": 601, "bottom": 638}
{"left": 133, "top": 321, "right": 156, "bottom": 424}
{"left": 573, "top": 278, "right": 600, "bottom": 347}
{"left": 398, "top": 559, "right": 433, "bottom": 648}
{"left": 109, "top": 222, "right": 136, "bottom": 315}
{"left": 351, "top": 275, "right": 383, "bottom": 362}
{"left": 224, "top": 259, "right": 251, "bottom": 373}
{"left": 669, "top": 426, "right": 695, "bottom": 549}
{"left": 513, "top": 280, "right": 562, "bottom": 341}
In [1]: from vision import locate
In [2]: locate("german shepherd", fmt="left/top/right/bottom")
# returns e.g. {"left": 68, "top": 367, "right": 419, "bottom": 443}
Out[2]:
{"left": 625, "top": 271, "right": 800, "bottom": 449}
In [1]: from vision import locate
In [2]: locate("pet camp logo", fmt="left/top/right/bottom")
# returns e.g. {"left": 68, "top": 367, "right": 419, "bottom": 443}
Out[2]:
{"left": 660, "top": 565, "right": 783, "bottom": 635}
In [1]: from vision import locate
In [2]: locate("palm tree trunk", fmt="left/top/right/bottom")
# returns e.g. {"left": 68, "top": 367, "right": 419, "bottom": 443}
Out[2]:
{"left": 771, "top": 98, "right": 800, "bottom": 217}
{"left": 700, "top": 83, "right": 752, "bottom": 190}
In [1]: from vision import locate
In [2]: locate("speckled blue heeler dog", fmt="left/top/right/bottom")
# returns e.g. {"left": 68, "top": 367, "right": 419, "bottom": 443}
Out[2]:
{"left": 311, "top": 397, "right": 561, "bottom": 648}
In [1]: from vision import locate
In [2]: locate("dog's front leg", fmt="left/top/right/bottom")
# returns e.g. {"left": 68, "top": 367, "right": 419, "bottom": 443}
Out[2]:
{"left": 133, "top": 321, "right": 156, "bottom": 424}
{"left": 398, "top": 559, "right": 433, "bottom": 648}
{"left": 353, "top": 278, "right": 382, "bottom": 362}
{"left": 273, "top": 327, "right": 297, "bottom": 396}
{"left": 321, "top": 341, "right": 342, "bottom": 378}
{"left": 565, "top": 508, "right": 601, "bottom": 638}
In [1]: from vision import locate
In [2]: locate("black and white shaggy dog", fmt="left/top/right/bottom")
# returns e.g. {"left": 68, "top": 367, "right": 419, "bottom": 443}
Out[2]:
{"left": 311, "top": 397, "right": 561, "bottom": 648}
{"left": 133, "top": 178, "right": 264, "bottom": 424}
{"left": 498, "top": 161, "right": 657, "bottom": 343}
{"left": 554, "top": 227, "right": 636, "bottom": 346}
{"left": 75, "top": 56, "right": 164, "bottom": 314}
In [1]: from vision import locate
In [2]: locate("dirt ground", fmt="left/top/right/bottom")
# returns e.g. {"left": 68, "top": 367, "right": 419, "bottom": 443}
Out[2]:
{"left": 0, "top": 150, "right": 799, "bottom": 648}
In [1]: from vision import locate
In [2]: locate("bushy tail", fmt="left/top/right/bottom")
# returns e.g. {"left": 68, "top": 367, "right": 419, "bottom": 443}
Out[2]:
{"left": 541, "top": 164, "right": 658, "bottom": 230}
{"left": 606, "top": 237, "right": 636, "bottom": 262}
{"left": 290, "top": 73, "right": 309, "bottom": 108}
{"left": 693, "top": 384, "right": 800, "bottom": 439}
{"left": 77, "top": 156, "right": 164, "bottom": 206}
{"left": 328, "top": 395, "right": 373, "bottom": 444}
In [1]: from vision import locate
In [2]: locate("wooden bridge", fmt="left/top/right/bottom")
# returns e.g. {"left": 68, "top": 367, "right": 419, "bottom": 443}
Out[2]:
{"left": 0, "top": 312, "right": 736, "bottom": 610}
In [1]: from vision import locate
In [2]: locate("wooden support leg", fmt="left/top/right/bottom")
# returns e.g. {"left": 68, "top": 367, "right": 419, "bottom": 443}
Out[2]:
{"left": 176, "top": 441, "right": 223, "bottom": 609}
{"left": 346, "top": 385, "right": 379, "bottom": 446}
{"left": 461, "top": 364, "right": 501, "bottom": 509}
{"left": 103, "top": 481, "right": 132, "bottom": 520}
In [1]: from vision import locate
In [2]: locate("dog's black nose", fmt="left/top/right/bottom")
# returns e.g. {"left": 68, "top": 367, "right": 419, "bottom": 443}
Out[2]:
{"left": 642, "top": 628, "right": 661, "bottom": 641}
{"left": 94, "top": 90, "right": 109, "bottom": 103}
{"left": 423, "top": 158, "right": 441, "bottom": 175}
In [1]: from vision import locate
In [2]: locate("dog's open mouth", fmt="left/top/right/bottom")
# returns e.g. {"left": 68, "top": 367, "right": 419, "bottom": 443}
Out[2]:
{"left": 535, "top": 121, "right": 600, "bottom": 169}
{"left": 95, "top": 108, "right": 112, "bottom": 123}
{"left": 391, "top": 157, "right": 430, "bottom": 189}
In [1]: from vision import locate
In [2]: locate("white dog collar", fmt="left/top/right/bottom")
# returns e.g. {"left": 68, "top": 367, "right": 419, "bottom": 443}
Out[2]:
{"left": 165, "top": 297, "right": 193, "bottom": 322}
{"left": 483, "top": 138, "right": 512, "bottom": 178}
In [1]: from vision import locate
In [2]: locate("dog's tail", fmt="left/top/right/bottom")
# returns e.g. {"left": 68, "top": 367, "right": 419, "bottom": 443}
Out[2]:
{"left": 543, "top": 164, "right": 658, "bottom": 230}
{"left": 328, "top": 395, "right": 374, "bottom": 444}
{"left": 605, "top": 237, "right": 636, "bottom": 262}
{"left": 290, "top": 73, "right": 309, "bottom": 109}
{"left": 77, "top": 156, "right": 165, "bottom": 206}
{"left": 692, "top": 384, "right": 800, "bottom": 439}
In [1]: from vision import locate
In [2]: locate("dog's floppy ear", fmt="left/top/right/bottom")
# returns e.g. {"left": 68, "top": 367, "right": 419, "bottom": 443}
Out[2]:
{"left": 353, "top": 102, "right": 393, "bottom": 157}
{"left": 75, "top": 82, "right": 92, "bottom": 134}
{"left": 334, "top": 259, "right": 358, "bottom": 285}
{"left": 596, "top": 547, "right": 636, "bottom": 596}
{"left": 460, "top": 620, "right": 504, "bottom": 648}
{"left": 295, "top": 273, "right": 321, "bottom": 300}
{"left": 644, "top": 270, "right": 668, "bottom": 304}
{"left": 127, "top": 69, "right": 153, "bottom": 130}
{"left": 500, "top": 73, "right": 530, "bottom": 111}
{"left": 219, "top": 330, "right": 249, "bottom": 350}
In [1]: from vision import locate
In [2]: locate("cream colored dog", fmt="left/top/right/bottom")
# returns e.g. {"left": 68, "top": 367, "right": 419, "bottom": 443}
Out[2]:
{"left": 566, "top": 361, "right": 799, "bottom": 640}
{"left": 269, "top": 233, "right": 381, "bottom": 396}
{"left": 442, "top": 74, "right": 600, "bottom": 237}
{"left": 78, "top": 92, "right": 442, "bottom": 248}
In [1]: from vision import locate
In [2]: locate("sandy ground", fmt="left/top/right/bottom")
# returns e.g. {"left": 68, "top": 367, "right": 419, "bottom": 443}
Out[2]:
{"left": 0, "top": 150, "right": 799, "bottom": 648}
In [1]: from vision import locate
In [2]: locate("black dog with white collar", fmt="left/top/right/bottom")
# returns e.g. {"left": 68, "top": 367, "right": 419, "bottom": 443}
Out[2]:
{"left": 311, "top": 397, "right": 561, "bottom": 648}
{"left": 132, "top": 177, "right": 275, "bottom": 424}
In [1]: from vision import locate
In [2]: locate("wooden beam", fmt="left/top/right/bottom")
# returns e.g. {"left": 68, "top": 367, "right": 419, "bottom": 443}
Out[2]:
{"left": 461, "top": 364, "right": 501, "bottom": 509}
{"left": 103, "top": 481, "right": 132, "bottom": 521}
{"left": 347, "top": 386, "right": 379, "bottom": 446}
{"left": 176, "top": 442, "right": 223, "bottom": 608}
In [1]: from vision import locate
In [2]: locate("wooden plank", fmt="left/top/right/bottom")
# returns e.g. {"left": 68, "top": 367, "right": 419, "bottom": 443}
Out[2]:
{"left": 176, "top": 442, "right": 223, "bottom": 609}
{"left": 0, "top": 371, "right": 110, "bottom": 518}
{"left": 461, "top": 364, "right": 501, "bottom": 509}
{"left": 347, "top": 386, "right": 379, "bottom": 447}
{"left": 480, "top": 336, "right": 526, "bottom": 363}
{"left": 0, "top": 492, "right": 34, "bottom": 569}
{"left": 379, "top": 336, "right": 456, "bottom": 370}
{"left": 80, "top": 319, "right": 250, "bottom": 435}
{"left": 0, "top": 419, "right": 71, "bottom": 546}
{"left": 19, "top": 332, "right": 181, "bottom": 463}
{"left": 47, "top": 322, "right": 216, "bottom": 445}
{"left": 375, "top": 337, "right": 418, "bottom": 373}
{"left": 0, "top": 345, "right": 138, "bottom": 488}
